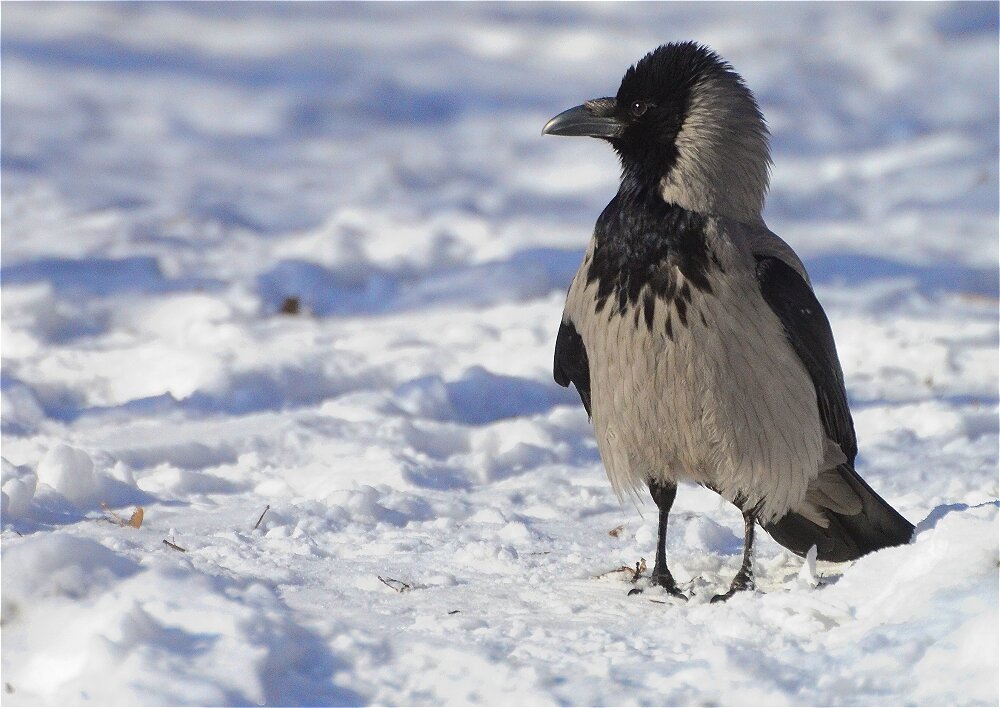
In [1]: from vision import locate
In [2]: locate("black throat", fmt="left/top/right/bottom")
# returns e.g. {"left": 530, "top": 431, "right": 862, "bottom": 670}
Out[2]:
{"left": 586, "top": 186, "right": 715, "bottom": 323}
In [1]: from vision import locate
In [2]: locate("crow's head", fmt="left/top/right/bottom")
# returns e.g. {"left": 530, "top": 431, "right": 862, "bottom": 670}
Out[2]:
{"left": 543, "top": 42, "right": 771, "bottom": 224}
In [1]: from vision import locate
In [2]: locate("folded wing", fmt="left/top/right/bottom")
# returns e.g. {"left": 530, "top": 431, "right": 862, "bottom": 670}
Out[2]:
{"left": 754, "top": 253, "right": 914, "bottom": 561}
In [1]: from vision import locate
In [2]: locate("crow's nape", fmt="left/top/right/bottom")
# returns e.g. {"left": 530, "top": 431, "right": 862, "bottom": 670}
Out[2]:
{"left": 763, "top": 464, "right": 914, "bottom": 562}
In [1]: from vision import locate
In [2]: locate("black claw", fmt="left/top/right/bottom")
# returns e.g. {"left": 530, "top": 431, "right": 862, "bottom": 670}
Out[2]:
{"left": 651, "top": 574, "right": 688, "bottom": 601}
{"left": 710, "top": 589, "right": 735, "bottom": 604}
{"left": 711, "top": 574, "right": 754, "bottom": 603}
{"left": 710, "top": 587, "right": 749, "bottom": 603}
{"left": 627, "top": 575, "right": 688, "bottom": 601}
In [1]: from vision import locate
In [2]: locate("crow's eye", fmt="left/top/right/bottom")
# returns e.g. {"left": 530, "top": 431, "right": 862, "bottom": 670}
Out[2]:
{"left": 630, "top": 101, "right": 649, "bottom": 118}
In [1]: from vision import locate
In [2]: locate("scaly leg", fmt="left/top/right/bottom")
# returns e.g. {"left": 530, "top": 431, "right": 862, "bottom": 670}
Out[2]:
{"left": 642, "top": 480, "right": 687, "bottom": 600}
{"left": 711, "top": 509, "right": 757, "bottom": 603}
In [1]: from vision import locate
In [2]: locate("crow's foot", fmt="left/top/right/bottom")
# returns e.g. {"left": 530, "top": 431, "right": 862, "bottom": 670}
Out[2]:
{"left": 629, "top": 569, "right": 687, "bottom": 600}
{"left": 652, "top": 571, "right": 688, "bottom": 600}
{"left": 710, "top": 571, "right": 754, "bottom": 603}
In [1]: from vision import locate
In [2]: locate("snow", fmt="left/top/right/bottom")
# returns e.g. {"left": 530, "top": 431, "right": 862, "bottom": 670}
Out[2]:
{"left": 1, "top": 2, "right": 998, "bottom": 705}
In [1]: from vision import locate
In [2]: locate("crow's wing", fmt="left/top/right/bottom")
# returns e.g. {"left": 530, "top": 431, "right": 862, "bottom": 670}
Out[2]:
{"left": 554, "top": 319, "right": 592, "bottom": 418}
{"left": 754, "top": 255, "right": 857, "bottom": 461}
{"left": 754, "top": 251, "right": 912, "bottom": 560}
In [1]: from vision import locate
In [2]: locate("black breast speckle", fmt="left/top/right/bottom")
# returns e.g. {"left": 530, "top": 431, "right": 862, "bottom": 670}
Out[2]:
{"left": 587, "top": 187, "right": 715, "bottom": 331}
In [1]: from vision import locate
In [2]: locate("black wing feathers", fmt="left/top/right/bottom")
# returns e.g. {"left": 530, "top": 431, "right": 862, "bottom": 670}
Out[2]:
{"left": 755, "top": 256, "right": 913, "bottom": 560}
{"left": 554, "top": 320, "right": 592, "bottom": 418}
{"left": 765, "top": 463, "right": 915, "bottom": 562}
{"left": 755, "top": 256, "right": 857, "bottom": 461}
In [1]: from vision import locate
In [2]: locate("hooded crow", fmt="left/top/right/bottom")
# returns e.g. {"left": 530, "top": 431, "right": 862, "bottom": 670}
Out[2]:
{"left": 543, "top": 42, "right": 914, "bottom": 601}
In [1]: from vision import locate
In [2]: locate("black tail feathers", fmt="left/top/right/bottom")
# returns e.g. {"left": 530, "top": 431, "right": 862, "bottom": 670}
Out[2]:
{"left": 764, "top": 465, "right": 914, "bottom": 563}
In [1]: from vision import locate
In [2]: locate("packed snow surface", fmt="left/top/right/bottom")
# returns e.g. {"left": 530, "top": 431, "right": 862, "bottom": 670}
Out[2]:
{"left": 2, "top": 3, "right": 998, "bottom": 706}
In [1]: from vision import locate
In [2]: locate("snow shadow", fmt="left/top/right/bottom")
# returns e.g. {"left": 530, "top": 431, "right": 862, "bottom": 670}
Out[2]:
{"left": 257, "top": 246, "right": 582, "bottom": 317}
{"left": 806, "top": 253, "right": 999, "bottom": 297}
{"left": 253, "top": 608, "right": 365, "bottom": 707}
{"left": 914, "top": 499, "right": 1000, "bottom": 535}
{"left": 0, "top": 256, "right": 223, "bottom": 298}
{"left": 111, "top": 441, "right": 241, "bottom": 474}
{"left": 179, "top": 368, "right": 374, "bottom": 417}
{"left": 4, "top": 483, "right": 160, "bottom": 536}
{"left": 53, "top": 373, "right": 374, "bottom": 423}
{"left": 2, "top": 22, "right": 551, "bottom": 136}
{"left": 930, "top": 1, "right": 999, "bottom": 37}
{"left": 0, "top": 256, "right": 226, "bottom": 345}
{"left": 393, "top": 366, "right": 577, "bottom": 426}
{"left": 3, "top": 360, "right": 379, "bottom": 426}
{"left": 444, "top": 367, "right": 575, "bottom": 425}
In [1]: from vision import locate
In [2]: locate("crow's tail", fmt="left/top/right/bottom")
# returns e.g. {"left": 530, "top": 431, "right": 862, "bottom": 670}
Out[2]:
{"left": 764, "top": 464, "right": 914, "bottom": 562}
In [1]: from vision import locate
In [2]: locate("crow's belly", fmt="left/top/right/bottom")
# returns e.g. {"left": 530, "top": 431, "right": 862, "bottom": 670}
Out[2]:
{"left": 573, "top": 270, "right": 826, "bottom": 521}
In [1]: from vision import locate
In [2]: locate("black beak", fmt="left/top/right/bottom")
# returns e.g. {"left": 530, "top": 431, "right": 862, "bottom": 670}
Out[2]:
{"left": 542, "top": 98, "right": 623, "bottom": 139}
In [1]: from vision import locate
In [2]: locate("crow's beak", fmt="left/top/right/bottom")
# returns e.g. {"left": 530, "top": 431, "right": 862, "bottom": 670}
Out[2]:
{"left": 542, "top": 98, "right": 623, "bottom": 138}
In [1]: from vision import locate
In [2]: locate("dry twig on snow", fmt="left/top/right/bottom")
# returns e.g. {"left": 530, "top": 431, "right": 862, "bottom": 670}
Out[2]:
{"left": 594, "top": 558, "right": 647, "bottom": 583}
{"left": 378, "top": 576, "right": 412, "bottom": 593}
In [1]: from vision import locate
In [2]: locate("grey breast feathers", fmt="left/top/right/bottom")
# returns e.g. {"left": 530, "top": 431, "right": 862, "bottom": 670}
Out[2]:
{"left": 562, "top": 218, "right": 833, "bottom": 519}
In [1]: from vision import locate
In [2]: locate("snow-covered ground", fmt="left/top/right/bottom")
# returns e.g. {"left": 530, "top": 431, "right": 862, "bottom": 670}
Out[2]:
{"left": 2, "top": 3, "right": 998, "bottom": 705}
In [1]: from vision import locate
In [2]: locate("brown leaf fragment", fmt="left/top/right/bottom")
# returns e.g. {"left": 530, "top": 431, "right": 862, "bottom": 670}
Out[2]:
{"left": 608, "top": 524, "right": 625, "bottom": 538}
{"left": 280, "top": 297, "right": 301, "bottom": 315}
{"left": 378, "top": 575, "right": 411, "bottom": 593}
{"left": 162, "top": 539, "right": 187, "bottom": 552}
{"left": 101, "top": 502, "right": 143, "bottom": 529}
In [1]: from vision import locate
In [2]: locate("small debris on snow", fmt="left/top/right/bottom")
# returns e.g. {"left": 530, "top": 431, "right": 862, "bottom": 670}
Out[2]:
{"left": 596, "top": 558, "right": 647, "bottom": 583}
{"left": 100, "top": 503, "right": 144, "bottom": 529}
{"left": 378, "top": 576, "right": 412, "bottom": 593}
{"left": 279, "top": 297, "right": 301, "bottom": 315}
{"left": 253, "top": 504, "right": 271, "bottom": 530}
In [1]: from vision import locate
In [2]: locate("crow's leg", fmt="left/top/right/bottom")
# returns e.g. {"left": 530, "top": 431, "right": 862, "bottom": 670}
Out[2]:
{"left": 711, "top": 509, "right": 757, "bottom": 603}
{"left": 643, "top": 480, "right": 687, "bottom": 600}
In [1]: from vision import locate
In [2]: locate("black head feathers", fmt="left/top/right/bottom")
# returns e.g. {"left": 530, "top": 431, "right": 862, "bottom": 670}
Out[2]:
{"left": 544, "top": 42, "right": 771, "bottom": 222}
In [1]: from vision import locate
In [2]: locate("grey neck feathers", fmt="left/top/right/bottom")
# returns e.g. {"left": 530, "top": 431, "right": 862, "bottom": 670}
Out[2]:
{"left": 660, "top": 73, "right": 771, "bottom": 225}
